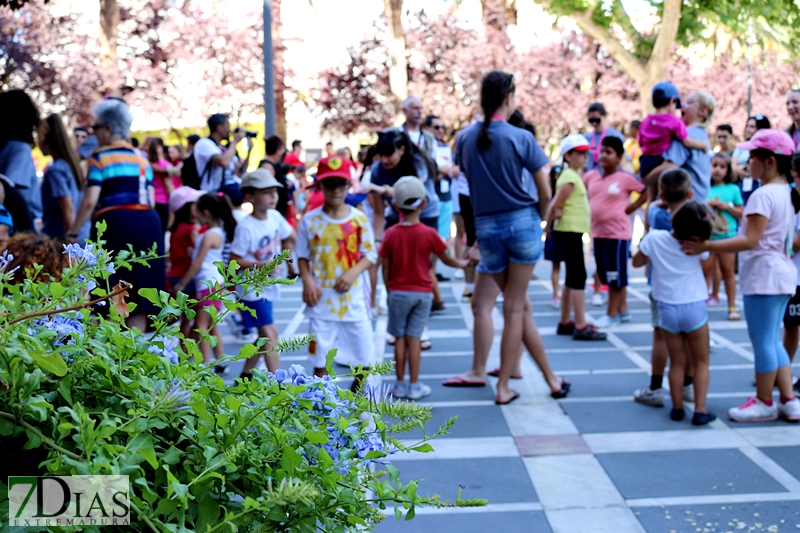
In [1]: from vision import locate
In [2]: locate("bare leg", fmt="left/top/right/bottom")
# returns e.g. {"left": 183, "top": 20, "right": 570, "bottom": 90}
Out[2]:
{"left": 593, "top": 271, "right": 602, "bottom": 297}
{"left": 619, "top": 287, "right": 628, "bottom": 315}
{"left": 686, "top": 324, "right": 710, "bottom": 413}
{"left": 652, "top": 327, "right": 668, "bottom": 377}
{"left": 493, "top": 262, "right": 535, "bottom": 403}
{"left": 431, "top": 263, "right": 442, "bottom": 303}
{"left": 407, "top": 337, "right": 422, "bottom": 384}
{"left": 784, "top": 325, "right": 800, "bottom": 362}
{"left": 194, "top": 310, "right": 214, "bottom": 364}
{"left": 466, "top": 272, "right": 499, "bottom": 380}
{"left": 551, "top": 262, "right": 560, "bottom": 300}
{"left": 369, "top": 263, "right": 378, "bottom": 310}
{"left": 395, "top": 336, "right": 407, "bottom": 382}
{"left": 454, "top": 213, "right": 465, "bottom": 262}
{"left": 719, "top": 253, "right": 737, "bottom": 307}
{"left": 701, "top": 256, "right": 714, "bottom": 295}
{"left": 560, "top": 286, "right": 572, "bottom": 325}
{"left": 711, "top": 256, "right": 722, "bottom": 300}
{"left": 126, "top": 313, "right": 147, "bottom": 332}
{"left": 242, "top": 323, "right": 280, "bottom": 373}
{"left": 210, "top": 323, "right": 224, "bottom": 361}
{"left": 521, "top": 296, "right": 563, "bottom": 393}
{"left": 607, "top": 287, "right": 625, "bottom": 318}
{"left": 572, "top": 289, "right": 588, "bottom": 329}
{"left": 663, "top": 330, "right": 688, "bottom": 410}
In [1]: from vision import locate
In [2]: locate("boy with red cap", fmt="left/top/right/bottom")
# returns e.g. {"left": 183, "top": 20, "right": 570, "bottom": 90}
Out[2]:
{"left": 296, "top": 155, "right": 378, "bottom": 385}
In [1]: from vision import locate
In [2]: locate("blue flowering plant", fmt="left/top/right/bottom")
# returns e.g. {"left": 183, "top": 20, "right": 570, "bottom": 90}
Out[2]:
{"left": 0, "top": 225, "right": 484, "bottom": 531}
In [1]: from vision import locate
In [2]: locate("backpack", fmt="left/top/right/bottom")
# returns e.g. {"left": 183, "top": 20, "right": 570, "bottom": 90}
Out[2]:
{"left": 181, "top": 140, "right": 213, "bottom": 190}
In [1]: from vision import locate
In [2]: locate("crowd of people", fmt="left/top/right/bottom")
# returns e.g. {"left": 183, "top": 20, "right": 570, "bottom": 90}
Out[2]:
{"left": 2, "top": 77, "right": 800, "bottom": 424}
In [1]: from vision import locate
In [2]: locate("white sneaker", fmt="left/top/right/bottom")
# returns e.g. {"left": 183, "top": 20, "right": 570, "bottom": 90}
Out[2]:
{"left": 407, "top": 382, "right": 432, "bottom": 400}
{"left": 454, "top": 269, "right": 465, "bottom": 279}
{"left": 389, "top": 381, "right": 408, "bottom": 399}
{"left": 728, "top": 397, "right": 778, "bottom": 423}
{"left": 619, "top": 312, "right": 632, "bottom": 323}
{"left": 593, "top": 314, "right": 620, "bottom": 329}
{"left": 591, "top": 293, "right": 604, "bottom": 307}
{"left": 551, "top": 297, "right": 561, "bottom": 309}
{"left": 778, "top": 397, "right": 800, "bottom": 422}
{"left": 683, "top": 384, "right": 695, "bottom": 403}
{"left": 633, "top": 386, "right": 665, "bottom": 407}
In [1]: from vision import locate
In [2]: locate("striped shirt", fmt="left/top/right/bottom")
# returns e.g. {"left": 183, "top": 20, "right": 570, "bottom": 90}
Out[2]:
{"left": 87, "top": 142, "right": 153, "bottom": 209}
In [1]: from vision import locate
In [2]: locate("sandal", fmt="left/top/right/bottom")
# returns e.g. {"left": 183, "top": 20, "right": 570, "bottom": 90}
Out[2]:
{"left": 386, "top": 335, "right": 396, "bottom": 346}
{"left": 420, "top": 339, "right": 432, "bottom": 350}
{"left": 728, "top": 307, "right": 741, "bottom": 321}
{"left": 495, "top": 391, "right": 521, "bottom": 405}
{"left": 487, "top": 367, "right": 523, "bottom": 379}
{"left": 443, "top": 375, "right": 486, "bottom": 387}
{"left": 550, "top": 379, "right": 571, "bottom": 399}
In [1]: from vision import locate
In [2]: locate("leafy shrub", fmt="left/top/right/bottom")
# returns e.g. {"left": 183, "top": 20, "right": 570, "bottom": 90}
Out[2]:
{"left": 0, "top": 226, "right": 485, "bottom": 531}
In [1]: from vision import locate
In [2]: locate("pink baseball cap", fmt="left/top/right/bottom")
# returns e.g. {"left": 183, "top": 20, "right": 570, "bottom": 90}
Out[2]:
{"left": 169, "top": 186, "right": 206, "bottom": 213}
{"left": 737, "top": 129, "right": 796, "bottom": 156}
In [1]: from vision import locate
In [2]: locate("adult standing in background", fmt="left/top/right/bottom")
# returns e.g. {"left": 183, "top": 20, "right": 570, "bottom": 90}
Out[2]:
{"left": 145, "top": 137, "right": 181, "bottom": 235}
{"left": 787, "top": 89, "right": 800, "bottom": 150}
{"left": 733, "top": 114, "right": 771, "bottom": 203}
{"left": 194, "top": 114, "right": 246, "bottom": 192}
{"left": 73, "top": 126, "right": 90, "bottom": 149}
{"left": 399, "top": 96, "right": 437, "bottom": 160}
{"left": 426, "top": 114, "right": 458, "bottom": 294}
{"left": 584, "top": 102, "right": 624, "bottom": 172}
{"left": 38, "top": 113, "right": 89, "bottom": 240}
{"left": 67, "top": 97, "right": 165, "bottom": 332}
{"left": 451, "top": 70, "right": 568, "bottom": 404}
{"left": 714, "top": 124, "right": 735, "bottom": 156}
{"left": 0, "top": 90, "right": 43, "bottom": 219}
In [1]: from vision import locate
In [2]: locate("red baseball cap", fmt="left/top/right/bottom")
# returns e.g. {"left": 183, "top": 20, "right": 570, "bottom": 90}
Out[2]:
{"left": 313, "top": 155, "right": 353, "bottom": 186}
{"left": 737, "top": 129, "right": 796, "bottom": 156}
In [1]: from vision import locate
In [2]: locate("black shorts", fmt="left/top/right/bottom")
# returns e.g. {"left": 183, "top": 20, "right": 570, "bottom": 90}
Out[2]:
{"left": 544, "top": 235, "right": 565, "bottom": 263}
{"left": 594, "top": 238, "right": 630, "bottom": 289}
{"left": 554, "top": 231, "right": 587, "bottom": 290}
{"left": 639, "top": 155, "right": 664, "bottom": 180}
{"left": 784, "top": 286, "right": 800, "bottom": 327}
{"left": 421, "top": 217, "right": 438, "bottom": 230}
{"left": 458, "top": 194, "right": 476, "bottom": 247}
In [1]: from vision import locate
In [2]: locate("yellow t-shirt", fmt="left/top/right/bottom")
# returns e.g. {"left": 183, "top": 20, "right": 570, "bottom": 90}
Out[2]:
{"left": 553, "top": 168, "right": 591, "bottom": 234}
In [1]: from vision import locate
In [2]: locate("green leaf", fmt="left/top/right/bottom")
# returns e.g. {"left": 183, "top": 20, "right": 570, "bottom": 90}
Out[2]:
{"left": 30, "top": 352, "right": 68, "bottom": 376}
{"left": 410, "top": 444, "right": 434, "bottom": 453}
{"left": 161, "top": 446, "right": 183, "bottom": 465}
{"left": 50, "top": 282, "right": 64, "bottom": 299}
{"left": 139, "top": 287, "right": 159, "bottom": 304}
{"left": 325, "top": 348, "right": 338, "bottom": 378}
{"left": 305, "top": 431, "right": 328, "bottom": 445}
{"left": 196, "top": 493, "right": 221, "bottom": 531}
{"left": 281, "top": 446, "right": 302, "bottom": 475}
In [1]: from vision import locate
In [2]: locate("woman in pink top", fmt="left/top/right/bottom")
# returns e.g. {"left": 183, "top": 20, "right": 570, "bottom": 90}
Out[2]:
{"left": 145, "top": 137, "right": 181, "bottom": 235}
{"left": 684, "top": 129, "right": 800, "bottom": 423}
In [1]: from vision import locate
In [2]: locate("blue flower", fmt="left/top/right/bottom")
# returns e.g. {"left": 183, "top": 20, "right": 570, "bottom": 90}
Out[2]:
{"left": 274, "top": 368, "right": 289, "bottom": 383}
{"left": 76, "top": 275, "right": 98, "bottom": 293}
{"left": 0, "top": 250, "right": 14, "bottom": 271}
{"left": 152, "top": 378, "right": 191, "bottom": 412}
{"left": 289, "top": 364, "right": 308, "bottom": 384}
{"left": 149, "top": 336, "right": 180, "bottom": 364}
{"left": 105, "top": 263, "right": 116, "bottom": 274}
{"left": 32, "top": 313, "right": 84, "bottom": 346}
{"left": 62, "top": 243, "right": 101, "bottom": 266}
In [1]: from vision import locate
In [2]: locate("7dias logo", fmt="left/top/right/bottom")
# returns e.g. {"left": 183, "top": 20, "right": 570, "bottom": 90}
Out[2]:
{"left": 7, "top": 475, "right": 130, "bottom": 527}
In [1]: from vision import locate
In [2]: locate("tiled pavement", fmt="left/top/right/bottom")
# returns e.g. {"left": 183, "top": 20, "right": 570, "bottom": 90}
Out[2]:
{"left": 218, "top": 262, "right": 800, "bottom": 533}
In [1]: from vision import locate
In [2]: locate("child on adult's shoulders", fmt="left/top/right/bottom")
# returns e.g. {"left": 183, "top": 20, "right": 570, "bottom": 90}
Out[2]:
{"left": 583, "top": 136, "right": 647, "bottom": 329}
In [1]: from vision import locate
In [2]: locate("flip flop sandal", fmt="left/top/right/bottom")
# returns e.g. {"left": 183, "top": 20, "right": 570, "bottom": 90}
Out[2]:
{"left": 420, "top": 340, "right": 432, "bottom": 350}
{"left": 495, "top": 391, "right": 521, "bottom": 405}
{"left": 487, "top": 367, "right": 523, "bottom": 379}
{"left": 551, "top": 379, "right": 571, "bottom": 399}
{"left": 386, "top": 335, "right": 396, "bottom": 346}
{"left": 443, "top": 376, "right": 486, "bottom": 387}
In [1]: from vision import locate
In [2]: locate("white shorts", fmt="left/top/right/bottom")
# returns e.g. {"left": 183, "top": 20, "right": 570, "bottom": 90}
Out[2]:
{"left": 308, "top": 318, "right": 374, "bottom": 369}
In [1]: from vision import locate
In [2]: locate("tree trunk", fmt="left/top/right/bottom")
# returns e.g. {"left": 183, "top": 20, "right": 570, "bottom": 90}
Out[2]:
{"left": 273, "top": 0, "right": 287, "bottom": 140}
{"left": 383, "top": 0, "right": 408, "bottom": 109}
{"left": 99, "top": 0, "right": 119, "bottom": 68}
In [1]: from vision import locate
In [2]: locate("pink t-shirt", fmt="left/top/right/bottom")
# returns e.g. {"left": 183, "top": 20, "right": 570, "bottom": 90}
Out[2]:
{"left": 152, "top": 159, "right": 181, "bottom": 204}
{"left": 584, "top": 169, "right": 645, "bottom": 240}
{"left": 638, "top": 113, "right": 688, "bottom": 156}
{"left": 739, "top": 183, "right": 797, "bottom": 295}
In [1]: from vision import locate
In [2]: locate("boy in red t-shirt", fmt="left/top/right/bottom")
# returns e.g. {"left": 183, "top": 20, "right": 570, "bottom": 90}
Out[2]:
{"left": 380, "top": 177, "right": 468, "bottom": 400}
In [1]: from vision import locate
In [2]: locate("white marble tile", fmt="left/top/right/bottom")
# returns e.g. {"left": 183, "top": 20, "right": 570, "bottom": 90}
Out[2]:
{"left": 391, "top": 436, "right": 519, "bottom": 461}
{"left": 583, "top": 428, "right": 747, "bottom": 454}
{"left": 524, "top": 455, "right": 626, "bottom": 509}
{"left": 735, "top": 425, "right": 800, "bottom": 447}
{"left": 502, "top": 402, "right": 579, "bottom": 436}
{"left": 546, "top": 507, "right": 647, "bottom": 533}
{"left": 381, "top": 502, "right": 543, "bottom": 516}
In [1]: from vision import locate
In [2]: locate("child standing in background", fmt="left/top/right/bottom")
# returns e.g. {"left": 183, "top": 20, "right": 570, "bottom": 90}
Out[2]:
{"left": 297, "top": 156, "right": 377, "bottom": 389}
{"left": 167, "top": 186, "right": 205, "bottom": 338}
{"left": 705, "top": 152, "right": 744, "bottom": 319}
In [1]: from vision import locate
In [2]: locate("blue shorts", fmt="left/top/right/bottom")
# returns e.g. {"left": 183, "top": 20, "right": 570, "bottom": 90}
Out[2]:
{"left": 544, "top": 234, "right": 565, "bottom": 263}
{"left": 475, "top": 206, "right": 542, "bottom": 274}
{"left": 241, "top": 299, "right": 274, "bottom": 329}
{"left": 657, "top": 300, "right": 708, "bottom": 334}
{"left": 387, "top": 291, "right": 431, "bottom": 339}
{"left": 437, "top": 200, "right": 454, "bottom": 239}
{"left": 594, "top": 238, "right": 630, "bottom": 289}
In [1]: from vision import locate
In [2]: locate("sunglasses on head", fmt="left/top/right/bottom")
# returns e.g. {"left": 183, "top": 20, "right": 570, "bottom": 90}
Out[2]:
{"left": 588, "top": 117, "right": 602, "bottom": 125}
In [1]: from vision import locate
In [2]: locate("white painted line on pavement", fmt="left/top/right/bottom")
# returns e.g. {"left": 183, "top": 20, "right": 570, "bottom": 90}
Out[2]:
{"left": 389, "top": 436, "right": 519, "bottom": 461}
{"left": 627, "top": 491, "right": 800, "bottom": 507}
{"left": 381, "top": 502, "right": 544, "bottom": 516}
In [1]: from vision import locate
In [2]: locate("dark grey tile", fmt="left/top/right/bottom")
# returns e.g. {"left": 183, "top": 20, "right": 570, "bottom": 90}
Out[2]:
{"left": 541, "top": 334, "right": 615, "bottom": 351}
{"left": 375, "top": 511, "right": 552, "bottom": 533}
{"left": 413, "top": 379, "right": 497, "bottom": 402}
{"left": 713, "top": 328, "right": 752, "bottom": 344}
{"left": 708, "top": 347, "right": 756, "bottom": 365}
{"left": 379, "top": 457, "right": 537, "bottom": 505}
{"left": 426, "top": 318, "right": 469, "bottom": 330}
{"left": 707, "top": 368, "right": 758, "bottom": 393}
{"left": 635, "top": 501, "right": 800, "bottom": 533}
{"left": 613, "top": 331, "right": 655, "bottom": 348}
{"left": 557, "top": 371, "right": 651, "bottom": 399}
{"left": 760, "top": 446, "right": 800, "bottom": 481}
{"left": 548, "top": 351, "right": 641, "bottom": 372}
{"left": 418, "top": 337, "right": 474, "bottom": 352}
{"left": 397, "top": 406, "right": 510, "bottom": 440}
{"left": 381, "top": 354, "right": 475, "bottom": 375}
{"left": 562, "top": 399, "right": 705, "bottom": 433}
{"left": 598, "top": 449, "right": 788, "bottom": 498}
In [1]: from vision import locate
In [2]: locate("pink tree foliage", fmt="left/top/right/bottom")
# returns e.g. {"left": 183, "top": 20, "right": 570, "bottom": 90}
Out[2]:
{"left": 316, "top": 3, "right": 800, "bottom": 140}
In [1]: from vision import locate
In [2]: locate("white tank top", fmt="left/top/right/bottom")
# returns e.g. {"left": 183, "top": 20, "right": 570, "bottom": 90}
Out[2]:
{"left": 194, "top": 226, "right": 226, "bottom": 285}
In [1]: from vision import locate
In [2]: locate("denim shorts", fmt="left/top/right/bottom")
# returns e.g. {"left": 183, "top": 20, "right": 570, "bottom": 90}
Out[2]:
{"left": 474, "top": 207, "right": 542, "bottom": 274}
{"left": 657, "top": 300, "right": 708, "bottom": 334}
{"left": 387, "top": 291, "right": 432, "bottom": 339}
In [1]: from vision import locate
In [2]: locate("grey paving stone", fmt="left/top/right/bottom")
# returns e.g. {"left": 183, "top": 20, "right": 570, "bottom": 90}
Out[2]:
{"left": 418, "top": 336, "right": 474, "bottom": 352}
{"left": 707, "top": 368, "right": 759, "bottom": 393}
{"left": 408, "top": 379, "right": 496, "bottom": 402}
{"left": 634, "top": 501, "right": 800, "bottom": 533}
{"left": 375, "top": 511, "right": 552, "bottom": 533}
{"left": 561, "top": 399, "right": 707, "bottom": 434}
{"left": 548, "top": 351, "right": 641, "bottom": 372}
{"left": 381, "top": 354, "right": 475, "bottom": 375}
{"left": 397, "top": 406, "right": 510, "bottom": 440}
{"left": 426, "top": 318, "right": 469, "bottom": 330}
{"left": 379, "top": 457, "right": 538, "bottom": 505}
{"left": 760, "top": 446, "right": 800, "bottom": 481}
{"left": 612, "top": 331, "right": 656, "bottom": 348}
{"left": 598, "top": 449, "right": 788, "bottom": 498}
{"left": 542, "top": 334, "right": 615, "bottom": 351}
{"left": 557, "top": 371, "right": 651, "bottom": 399}
{"left": 714, "top": 328, "right": 753, "bottom": 343}
{"left": 708, "top": 347, "right": 757, "bottom": 365}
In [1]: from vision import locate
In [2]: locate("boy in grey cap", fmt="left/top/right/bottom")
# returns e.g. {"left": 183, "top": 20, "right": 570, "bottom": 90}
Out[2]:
{"left": 380, "top": 176, "right": 469, "bottom": 399}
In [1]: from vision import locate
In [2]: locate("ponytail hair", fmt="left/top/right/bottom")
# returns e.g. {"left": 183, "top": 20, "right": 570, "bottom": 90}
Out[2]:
{"left": 196, "top": 192, "right": 237, "bottom": 242}
{"left": 478, "top": 70, "right": 515, "bottom": 150}
{"left": 751, "top": 148, "right": 800, "bottom": 213}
